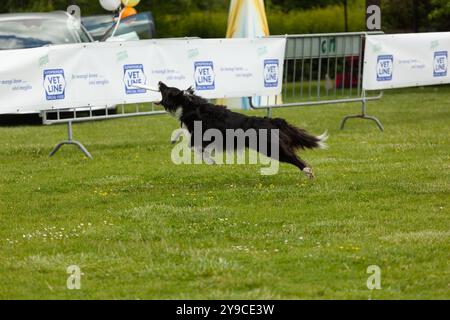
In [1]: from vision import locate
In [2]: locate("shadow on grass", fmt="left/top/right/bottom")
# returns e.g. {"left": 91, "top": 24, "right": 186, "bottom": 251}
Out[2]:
{"left": 0, "top": 114, "right": 42, "bottom": 126}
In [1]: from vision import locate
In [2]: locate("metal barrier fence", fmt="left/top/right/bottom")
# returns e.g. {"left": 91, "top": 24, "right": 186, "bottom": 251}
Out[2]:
{"left": 41, "top": 32, "right": 384, "bottom": 158}
{"left": 248, "top": 32, "right": 384, "bottom": 131}
{"left": 40, "top": 37, "right": 201, "bottom": 158}
{"left": 41, "top": 103, "right": 165, "bottom": 158}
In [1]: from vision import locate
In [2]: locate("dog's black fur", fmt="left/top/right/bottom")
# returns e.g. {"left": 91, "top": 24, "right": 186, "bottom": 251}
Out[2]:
{"left": 157, "top": 81, "right": 327, "bottom": 177}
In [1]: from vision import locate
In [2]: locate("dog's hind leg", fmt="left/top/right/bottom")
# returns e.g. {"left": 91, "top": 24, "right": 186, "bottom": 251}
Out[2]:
{"left": 302, "top": 166, "right": 315, "bottom": 179}
{"left": 278, "top": 149, "right": 315, "bottom": 179}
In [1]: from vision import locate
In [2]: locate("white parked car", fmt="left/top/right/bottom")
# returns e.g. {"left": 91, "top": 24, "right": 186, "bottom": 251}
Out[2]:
{"left": 0, "top": 11, "right": 115, "bottom": 121}
{"left": 0, "top": 11, "right": 93, "bottom": 50}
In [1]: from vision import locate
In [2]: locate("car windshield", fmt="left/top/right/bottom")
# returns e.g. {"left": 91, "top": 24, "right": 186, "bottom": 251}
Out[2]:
{"left": 0, "top": 18, "right": 88, "bottom": 50}
{"left": 82, "top": 15, "right": 115, "bottom": 41}
{"left": 103, "top": 13, "right": 154, "bottom": 40}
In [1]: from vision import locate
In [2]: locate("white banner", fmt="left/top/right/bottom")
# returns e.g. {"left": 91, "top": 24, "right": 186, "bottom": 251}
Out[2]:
{"left": 0, "top": 38, "right": 286, "bottom": 114}
{"left": 363, "top": 32, "right": 450, "bottom": 90}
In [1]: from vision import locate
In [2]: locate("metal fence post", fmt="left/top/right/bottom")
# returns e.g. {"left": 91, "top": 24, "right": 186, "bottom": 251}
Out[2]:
{"left": 49, "top": 121, "right": 93, "bottom": 159}
{"left": 43, "top": 103, "right": 166, "bottom": 158}
{"left": 340, "top": 90, "right": 384, "bottom": 131}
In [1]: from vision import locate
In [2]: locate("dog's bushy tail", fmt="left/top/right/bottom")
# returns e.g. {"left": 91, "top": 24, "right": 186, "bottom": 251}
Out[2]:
{"left": 270, "top": 118, "right": 328, "bottom": 150}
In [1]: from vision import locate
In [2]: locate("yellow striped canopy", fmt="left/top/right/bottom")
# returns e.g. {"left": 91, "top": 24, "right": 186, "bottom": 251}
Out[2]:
{"left": 226, "top": 0, "right": 270, "bottom": 38}
{"left": 223, "top": 0, "right": 279, "bottom": 109}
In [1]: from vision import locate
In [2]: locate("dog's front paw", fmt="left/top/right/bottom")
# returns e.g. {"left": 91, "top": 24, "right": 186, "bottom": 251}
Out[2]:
{"left": 170, "top": 135, "right": 181, "bottom": 144}
{"left": 303, "top": 167, "right": 315, "bottom": 179}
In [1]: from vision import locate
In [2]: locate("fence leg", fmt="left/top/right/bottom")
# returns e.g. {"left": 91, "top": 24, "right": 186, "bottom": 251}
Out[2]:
{"left": 267, "top": 107, "right": 273, "bottom": 118}
{"left": 340, "top": 94, "right": 384, "bottom": 131}
{"left": 49, "top": 121, "right": 93, "bottom": 159}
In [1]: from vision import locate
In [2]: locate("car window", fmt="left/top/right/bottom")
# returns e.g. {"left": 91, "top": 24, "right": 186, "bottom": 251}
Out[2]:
{"left": 77, "top": 26, "right": 93, "bottom": 43}
{"left": 82, "top": 15, "right": 115, "bottom": 41}
{"left": 0, "top": 18, "right": 86, "bottom": 50}
{"left": 104, "top": 13, "right": 155, "bottom": 41}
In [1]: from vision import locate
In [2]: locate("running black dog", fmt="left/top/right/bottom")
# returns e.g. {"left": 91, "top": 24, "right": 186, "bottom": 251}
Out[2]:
{"left": 157, "top": 81, "right": 327, "bottom": 178}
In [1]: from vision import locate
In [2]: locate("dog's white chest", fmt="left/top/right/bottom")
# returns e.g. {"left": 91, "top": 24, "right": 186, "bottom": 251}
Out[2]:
{"left": 171, "top": 107, "right": 183, "bottom": 121}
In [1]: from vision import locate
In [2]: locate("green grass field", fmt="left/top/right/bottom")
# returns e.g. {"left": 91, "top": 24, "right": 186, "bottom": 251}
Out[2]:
{"left": 0, "top": 86, "right": 449, "bottom": 299}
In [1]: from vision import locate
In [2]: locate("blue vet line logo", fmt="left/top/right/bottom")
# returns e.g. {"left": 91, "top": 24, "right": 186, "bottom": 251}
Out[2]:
{"left": 264, "top": 59, "right": 279, "bottom": 88}
{"left": 194, "top": 61, "right": 215, "bottom": 90}
{"left": 376, "top": 55, "right": 393, "bottom": 81}
{"left": 124, "top": 64, "right": 147, "bottom": 94}
{"left": 43, "top": 69, "right": 65, "bottom": 100}
{"left": 433, "top": 51, "right": 448, "bottom": 77}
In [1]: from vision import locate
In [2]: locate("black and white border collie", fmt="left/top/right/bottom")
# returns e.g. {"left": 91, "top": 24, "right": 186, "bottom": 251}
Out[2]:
{"left": 156, "top": 81, "right": 327, "bottom": 178}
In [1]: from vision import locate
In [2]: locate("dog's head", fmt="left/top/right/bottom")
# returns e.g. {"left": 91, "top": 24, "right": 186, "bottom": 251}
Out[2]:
{"left": 157, "top": 81, "right": 195, "bottom": 112}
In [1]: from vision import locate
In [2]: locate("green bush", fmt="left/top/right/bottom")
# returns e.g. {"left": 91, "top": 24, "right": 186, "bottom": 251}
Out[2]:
{"left": 155, "top": 3, "right": 365, "bottom": 38}
{"left": 155, "top": 12, "right": 228, "bottom": 38}
{"left": 268, "top": 4, "right": 365, "bottom": 35}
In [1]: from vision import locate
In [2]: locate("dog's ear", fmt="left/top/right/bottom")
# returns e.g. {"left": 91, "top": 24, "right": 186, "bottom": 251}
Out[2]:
{"left": 186, "top": 86, "right": 195, "bottom": 95}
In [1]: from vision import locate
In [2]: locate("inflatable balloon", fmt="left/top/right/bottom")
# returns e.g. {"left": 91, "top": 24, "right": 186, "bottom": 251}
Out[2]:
{"left": 121, "top": 6, "right": 137, "bottom": 19}
{"left": 100, "top": 0, "right": 121, "bottom": 11}
{"left": 122, "top": 0, "right": 140, "bottom": 7}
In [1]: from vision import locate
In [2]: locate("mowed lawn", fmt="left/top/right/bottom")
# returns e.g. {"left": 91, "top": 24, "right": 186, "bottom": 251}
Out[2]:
{"left": 0, "top": 86, "right": 449, "bottom": 300}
